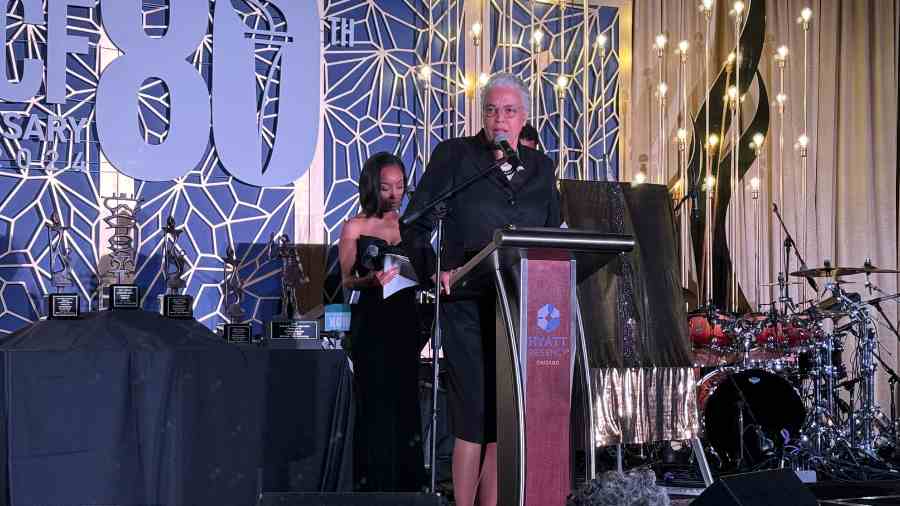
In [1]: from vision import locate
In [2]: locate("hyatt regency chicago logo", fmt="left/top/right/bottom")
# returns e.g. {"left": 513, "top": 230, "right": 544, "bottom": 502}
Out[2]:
{"left": 536, "top": 303, "right": 561, "bottom": 333}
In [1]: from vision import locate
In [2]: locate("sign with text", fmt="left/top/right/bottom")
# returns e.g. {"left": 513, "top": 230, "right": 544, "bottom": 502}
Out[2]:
{"left": 523, "top": 257, "right": 573, "bottom": 506}
{"left": 1, "top": 0, "right": 320, "bottom": 187}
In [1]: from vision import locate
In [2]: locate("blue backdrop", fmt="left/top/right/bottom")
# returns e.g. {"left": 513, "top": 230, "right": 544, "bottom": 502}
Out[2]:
{"left": 0, "top": 0, "right": 621, "bottom": 335}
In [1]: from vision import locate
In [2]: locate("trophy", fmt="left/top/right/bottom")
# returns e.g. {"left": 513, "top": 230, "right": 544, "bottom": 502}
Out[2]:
{"left": 160, "top": 216, "right": 193, "bottom": 319}
{"left": 266, "top": 233, "right": 317, "bottom": 341}
{"left": 222, "top": 246, "right": 252, "bottom": 343}
{"left": 99, "top": 194, "right": 142, "bottom": 310}
{"left": 46, "top": 212, "right": 80, "bottom": 319}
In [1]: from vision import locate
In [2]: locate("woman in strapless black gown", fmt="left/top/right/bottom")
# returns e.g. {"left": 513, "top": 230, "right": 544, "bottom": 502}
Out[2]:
{"left": 338, "top": 152, "right": 425, "bottom": 492}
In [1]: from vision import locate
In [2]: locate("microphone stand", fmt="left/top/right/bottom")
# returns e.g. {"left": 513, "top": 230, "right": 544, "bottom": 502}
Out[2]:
{"left": 772, "top": 203, "right": 817, "bottom": 309}
{"left": 872, "top": 349, "right": 900, "bottom": 445}
{"left": 401, "top": 156, "right": 510, "bottom": 494}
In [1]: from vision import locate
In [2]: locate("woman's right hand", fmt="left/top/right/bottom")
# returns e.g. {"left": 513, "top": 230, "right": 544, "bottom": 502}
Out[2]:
{"left": 373, "top": 266, "right": 400, "bottom": 287}
{"left": 438, "top": 270, "right": 455, "bottom": 295}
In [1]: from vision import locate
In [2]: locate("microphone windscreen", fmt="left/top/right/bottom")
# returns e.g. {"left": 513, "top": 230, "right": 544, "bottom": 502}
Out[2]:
{"left": 362, "top": 243, "right": 380, "bottom": 270}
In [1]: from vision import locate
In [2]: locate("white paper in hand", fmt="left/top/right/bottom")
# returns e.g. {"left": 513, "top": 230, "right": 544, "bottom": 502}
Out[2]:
{"left": 383, "top": 253, "right": 419, "bottom": 298}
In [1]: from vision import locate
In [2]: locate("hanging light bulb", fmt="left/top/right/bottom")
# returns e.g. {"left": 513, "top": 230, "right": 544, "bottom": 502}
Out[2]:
{"left": 634, "top": 171, "right": 647, "bottom": 185}
{"left": 556, "top": 74, "right": 570, "bottom": 89}
{"left": 418, "top": 65, "right": 432, "bottom": 81}
{"left": 596, "top": 33, "right": 608, "bottom": 48}
{"left": 471, "top": 21, "right": 482, "bottom": 38}
{"left": 733, "top": 1, "right": 745, "bottom": 15}
{"left": 657, "top": 82, "right": 668, "bottom": 98}
{"left": 727, "top": 85, "right": 739, "bottom": 102}
{"left": 750, "top": 176, "right": 761, "bottom": 198}
{"left": 677, "top": 128, "right": 688, "bottom": 143}
{"left": 655, "top": 33, "right": 668, "bottom": 50}
{"left": 707, "top": 133, "right": 720, "bottom": 149}
{"left": 776, "top": 92, "right": 788, "bottom": 105}
{"left": 463, "top": 75, "right": 474, "bottom": 96}
{"left": 478, "top": 72, "right": 490, "bottom": 87}
{"left": 677, "top": 40, "right": 690, "bottom": 55}
{"left": 532, "top": 30, "right": 544, "bottom": 45}
{"left": 705, "top": 175, "right": 717, "bottom": 190}
{"left": 752, "top": 133, "right": 765, "bottom": 147}
{"left": 800, "top": 7, "right": 813, "bottom": 23}
{"left": 776, "top": 45, "right": 789, "bottom": 60}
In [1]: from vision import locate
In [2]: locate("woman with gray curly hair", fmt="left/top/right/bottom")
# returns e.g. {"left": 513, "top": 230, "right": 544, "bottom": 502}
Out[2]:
{"left": 402, "top": 72, "right": 561, "bottom": 506}
{"left": 567, "top": 469, "right": 671, "bottom": 506}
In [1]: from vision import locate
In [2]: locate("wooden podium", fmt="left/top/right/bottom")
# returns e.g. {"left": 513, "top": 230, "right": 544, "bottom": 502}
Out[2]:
{"left": 451, "top": 227, "right": 634, "bottom": 506}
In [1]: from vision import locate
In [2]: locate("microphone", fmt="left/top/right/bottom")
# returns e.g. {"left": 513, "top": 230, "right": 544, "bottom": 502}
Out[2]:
{"left": 361, "top": 243, "right": 381, "bottom": 271}
{"left": 494, "top": 133, "right": 523, "bottom": 169}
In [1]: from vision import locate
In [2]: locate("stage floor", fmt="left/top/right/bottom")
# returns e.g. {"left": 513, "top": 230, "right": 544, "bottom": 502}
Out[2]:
{"left": 667, "top": 480, "right": 900, "bottom": 505}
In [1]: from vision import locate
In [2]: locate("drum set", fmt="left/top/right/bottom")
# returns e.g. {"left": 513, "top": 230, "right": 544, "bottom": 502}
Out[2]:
{"left": 689, "top": 260, "right": 900, "bottom": 474}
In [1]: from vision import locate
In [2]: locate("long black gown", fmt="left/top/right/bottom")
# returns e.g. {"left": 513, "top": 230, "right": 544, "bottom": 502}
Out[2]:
{"left": 349, "top": 235, "right": 426, "bottom": 492}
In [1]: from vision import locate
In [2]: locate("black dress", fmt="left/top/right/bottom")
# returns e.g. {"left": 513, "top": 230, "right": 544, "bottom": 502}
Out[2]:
{"left": 401, "top": 130, "right": 561, "bottom": 444}
{"left": 349, "top": 235, "right": 425, "bottom": 492}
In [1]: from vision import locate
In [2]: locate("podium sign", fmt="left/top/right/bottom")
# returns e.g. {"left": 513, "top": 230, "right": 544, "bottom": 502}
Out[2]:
{"left": 521, "top": 254, "right": 574, "bottom": 505}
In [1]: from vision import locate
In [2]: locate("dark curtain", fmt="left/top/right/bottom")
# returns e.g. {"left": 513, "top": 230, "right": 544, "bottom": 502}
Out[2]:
{"left": 560, "top": 180, "right": 691, "bottom": 368}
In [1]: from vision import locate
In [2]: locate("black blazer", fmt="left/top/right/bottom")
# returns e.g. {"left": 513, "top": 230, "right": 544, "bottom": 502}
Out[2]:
{"left": 401, "top": 130, "right": 562, "bottom": 285}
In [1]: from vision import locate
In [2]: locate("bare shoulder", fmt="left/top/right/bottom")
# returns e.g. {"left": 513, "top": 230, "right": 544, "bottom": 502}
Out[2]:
{"left": 340, "top": 215, "right": 367, "bottom": 241}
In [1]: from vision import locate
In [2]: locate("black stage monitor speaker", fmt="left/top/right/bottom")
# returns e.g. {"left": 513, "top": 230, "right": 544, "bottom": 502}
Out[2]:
{"left": 258, "top": 492, "right": 448, "bottom": 506}
{"left": 693, "top": 469, "right": 818, "bottom": 506}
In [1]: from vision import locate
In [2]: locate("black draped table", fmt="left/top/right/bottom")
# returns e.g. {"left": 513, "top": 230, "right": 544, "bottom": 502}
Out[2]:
{"left": 0, "top": 310, "right": 352, "bottom": 506}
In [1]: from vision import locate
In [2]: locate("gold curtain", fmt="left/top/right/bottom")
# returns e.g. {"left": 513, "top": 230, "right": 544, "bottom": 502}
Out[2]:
{"left": 626, "top": 0, "right": 899, "bottom": 404}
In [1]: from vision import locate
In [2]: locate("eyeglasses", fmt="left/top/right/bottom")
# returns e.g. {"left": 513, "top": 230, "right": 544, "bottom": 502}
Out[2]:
{"left": 483, "top": 105, "right": 521, "bottom": 118}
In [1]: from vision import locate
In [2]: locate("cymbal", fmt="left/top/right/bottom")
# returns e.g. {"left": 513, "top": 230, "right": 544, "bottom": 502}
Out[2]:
{"left": 790, "top": 265, "right": 900, "bottom": 278}
{"left": 816, "top": 296, "right": 839, "bottom": 310}
{"left": 865, "top": 292, "right": 900, "bottom": 306}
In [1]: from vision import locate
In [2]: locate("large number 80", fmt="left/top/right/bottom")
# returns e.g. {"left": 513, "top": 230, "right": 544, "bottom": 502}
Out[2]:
{"left": 95, "top": 1, "right": 210, "bottom": 182}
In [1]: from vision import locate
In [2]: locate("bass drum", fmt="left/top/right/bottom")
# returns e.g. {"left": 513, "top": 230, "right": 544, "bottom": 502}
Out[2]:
{"left": 698, "top": 368, "right": 806, "bottom": 465}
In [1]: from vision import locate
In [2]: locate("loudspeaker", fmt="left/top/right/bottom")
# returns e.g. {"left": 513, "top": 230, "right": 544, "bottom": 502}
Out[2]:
{"left": 258, "top": 492, "right": 448, "bottom": 505}
{"left": 693, "top": 469, "right": 817, "bottom": 506}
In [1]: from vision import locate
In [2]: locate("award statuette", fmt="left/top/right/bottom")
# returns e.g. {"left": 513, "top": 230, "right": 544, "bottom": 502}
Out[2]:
{"left": 161, "top": 217, "right": 193, "bottom": 319}
{"left": 266, "top": 234, "right": 317, "bottom": 341}
{"left": 46, "top": 213, "right": 80, "bottom": 319}
{"left": 100, "top": 194, "right": 141, "bottom": 310}
{"left": 222, "top": 247, "right": 252, "bottom": 343}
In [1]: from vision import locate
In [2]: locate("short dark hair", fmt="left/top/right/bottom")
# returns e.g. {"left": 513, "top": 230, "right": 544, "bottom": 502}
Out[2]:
{"left": 359, "top": 152, "right": 407, "bottom": 218}
{"left": 520, "top": 123, "right": 540, "bottom": 145}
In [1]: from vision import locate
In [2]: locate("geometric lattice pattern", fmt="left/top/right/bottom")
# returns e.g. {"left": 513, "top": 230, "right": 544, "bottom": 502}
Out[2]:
{"left": 0, "top": 1, "right": 294, "bottom": 336}
{"left": 0, "top": 2, "right": 102, "bottom": 332}
{"left": 322, "top": 0, "right": 466, "bottom": 301}
{"left": 321, "top": 0, "right": 620, "bottom": 302}
{"left": 0, "top": 1, "right": 623, "bottom": 330}
{"left": 489, "top": 1, "right": 621, "bottom": 181}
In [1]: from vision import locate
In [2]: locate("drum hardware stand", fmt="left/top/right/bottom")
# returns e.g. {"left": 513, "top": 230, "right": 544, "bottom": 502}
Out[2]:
{"left": 690, "top": 437, "right": 714, "bottom": 487}
{"left": 736, "top": 401, "right": 746, "bottom": 470}
{"left": 867, "top": 284, "right": 900, "bottom": 444}
{"left": 726, "top": 372, "right": 770, "bottom": 469}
